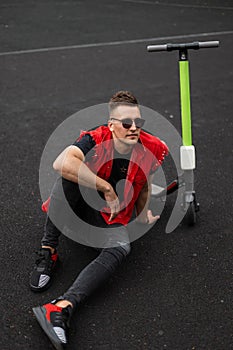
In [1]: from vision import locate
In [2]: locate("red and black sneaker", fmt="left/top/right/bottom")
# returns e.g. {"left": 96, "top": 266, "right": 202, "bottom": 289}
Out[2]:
{"left": 33, "top": 300, "right": 72, "bottom": 350}
{"left": 30, "top": 248, "right": 58, "bottom": 292}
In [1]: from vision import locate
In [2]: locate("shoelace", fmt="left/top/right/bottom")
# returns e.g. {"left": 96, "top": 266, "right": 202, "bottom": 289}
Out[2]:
{"left": 53, "top": 309, "right": 70, "bottom": 328}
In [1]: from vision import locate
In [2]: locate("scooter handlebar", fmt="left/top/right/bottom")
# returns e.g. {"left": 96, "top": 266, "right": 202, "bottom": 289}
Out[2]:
{"left": 198, "top": 41, "right": 219, "bottom": 48}
{"left": 147, "top": 41, "right": 219, "bottom": 52}
{"left": 147, "top": 44, "right": 168, "bottom": 52}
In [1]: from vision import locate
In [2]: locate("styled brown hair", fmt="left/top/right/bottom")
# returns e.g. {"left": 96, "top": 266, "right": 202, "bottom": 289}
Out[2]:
{"left": 109, "top": 90, "right": 139, "bottom": 113}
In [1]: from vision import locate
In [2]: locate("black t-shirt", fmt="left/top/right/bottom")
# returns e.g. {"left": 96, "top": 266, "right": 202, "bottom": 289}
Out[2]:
{"left": 73, "top": 133, "right": 96, "bottom": 159}
{"left": 109, "top": 149, "right": 130, "bottom": 201}
{"left": 73, "top": 134, "right": 131, "bottom": 200}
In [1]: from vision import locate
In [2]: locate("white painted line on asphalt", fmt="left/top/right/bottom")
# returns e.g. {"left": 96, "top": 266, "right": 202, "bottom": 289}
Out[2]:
{"left": 0, "top": 30, "right": 232, "bottom": 57}
{"left": 120, "top": 0, "right": 233, "bottom": 11}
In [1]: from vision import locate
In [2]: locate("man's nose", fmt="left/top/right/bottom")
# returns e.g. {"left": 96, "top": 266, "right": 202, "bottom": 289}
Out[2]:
{"left": 129, "top": 120, "right": 137, "bottom": 130}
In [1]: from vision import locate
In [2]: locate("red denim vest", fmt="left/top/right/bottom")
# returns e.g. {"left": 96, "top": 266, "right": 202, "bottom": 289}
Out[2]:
{"left": 76, "top": 126, "right": 168, "bottom": 225}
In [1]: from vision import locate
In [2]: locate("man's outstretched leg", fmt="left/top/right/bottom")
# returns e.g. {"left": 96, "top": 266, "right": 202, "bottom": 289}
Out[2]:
{"left": 30, "top": 178, "right": 85, "bottom": 292}
{"left": 33, "top": 241, "right": 131, "bottom": 349}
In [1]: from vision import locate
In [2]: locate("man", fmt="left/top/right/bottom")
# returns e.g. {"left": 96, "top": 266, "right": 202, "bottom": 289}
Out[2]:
{"left": 31, "top": 91, "right": 168, "bottom": 350}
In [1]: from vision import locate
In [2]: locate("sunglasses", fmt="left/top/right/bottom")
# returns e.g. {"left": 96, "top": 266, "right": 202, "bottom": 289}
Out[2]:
{"left": 110, "top": 117, "right": 145, "bottom": 129}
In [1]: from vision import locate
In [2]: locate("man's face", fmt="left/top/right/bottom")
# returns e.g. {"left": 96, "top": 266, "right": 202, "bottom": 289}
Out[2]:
{"left": 108, "top": 105, "right": 142, "bottom": 146}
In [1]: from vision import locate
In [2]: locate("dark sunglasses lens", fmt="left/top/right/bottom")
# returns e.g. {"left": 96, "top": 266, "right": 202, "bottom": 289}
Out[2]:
{"left": 135, "top": 118, "right": 145, "bottom": 128}
{"left": 121, "top": 118, "right": 145, "bottom": 129}
{"left": 122, "top": 119, "right": 133, "bottom": 129}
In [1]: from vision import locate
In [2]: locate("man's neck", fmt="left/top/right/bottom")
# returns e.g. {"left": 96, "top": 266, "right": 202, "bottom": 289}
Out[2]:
{"left": 113, "top": 138, "right": 134, "bottom": 154}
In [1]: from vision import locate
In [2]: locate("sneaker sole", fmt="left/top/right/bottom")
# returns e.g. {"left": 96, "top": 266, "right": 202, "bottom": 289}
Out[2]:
{"left": 32, "top": 306, "right": 65, "bottom": 350}
{"left": 30, "top": 278, "right": 52, "bottom": 293}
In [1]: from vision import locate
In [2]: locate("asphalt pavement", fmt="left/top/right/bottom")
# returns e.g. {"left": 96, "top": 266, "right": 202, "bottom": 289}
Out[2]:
{"left": 0, "top": 1, "right": 233, "bottom": 349}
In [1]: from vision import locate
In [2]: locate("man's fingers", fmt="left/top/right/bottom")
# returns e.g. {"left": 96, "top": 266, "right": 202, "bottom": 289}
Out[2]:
{"left": 109, "top": 213, "right": 116, "bottom": 222}
{"left": 108, "top": 200, "right": 120, "bottom": 222}
{"left": 104, "top": 189, "right": 120, "bottom": 222}
{"left": 147, "top": 211, "right": 160, "bottom": 224}
{"left": 108, "top": 210, "right": 118, "bottom": 222}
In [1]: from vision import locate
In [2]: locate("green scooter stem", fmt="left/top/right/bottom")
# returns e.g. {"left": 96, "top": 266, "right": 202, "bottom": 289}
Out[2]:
{"left": 179, "top": 60, "right": 192, "bottom": 146}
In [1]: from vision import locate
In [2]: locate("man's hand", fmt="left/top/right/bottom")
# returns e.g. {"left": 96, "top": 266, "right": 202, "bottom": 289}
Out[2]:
{"left": 136, "top": 209, "right": 160, "bottom": 225}
{"left": 147, "top": 209, "right": 160, "bottom": 224}
{"left": 104, "top": 187, "right": 120, "bottom": 222}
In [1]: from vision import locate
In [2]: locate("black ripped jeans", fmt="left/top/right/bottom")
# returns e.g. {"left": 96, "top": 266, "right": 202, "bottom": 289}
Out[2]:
{"left": 41, "top": 177, "right": 131, "bottom": 309}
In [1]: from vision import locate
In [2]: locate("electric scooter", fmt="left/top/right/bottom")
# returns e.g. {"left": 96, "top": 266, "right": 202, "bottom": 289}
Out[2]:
{"left": 147, "top": 41, "right": 219, "bottom": 229}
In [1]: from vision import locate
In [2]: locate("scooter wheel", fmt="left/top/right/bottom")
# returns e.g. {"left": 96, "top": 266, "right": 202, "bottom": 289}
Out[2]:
{"left": 184, "top": 201, "right": 197, "bottom": 226}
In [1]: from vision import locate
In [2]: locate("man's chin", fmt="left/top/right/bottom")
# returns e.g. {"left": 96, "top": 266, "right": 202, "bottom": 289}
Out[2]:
{"left": 123, "top": 137, "right": 138, "bottom": 145}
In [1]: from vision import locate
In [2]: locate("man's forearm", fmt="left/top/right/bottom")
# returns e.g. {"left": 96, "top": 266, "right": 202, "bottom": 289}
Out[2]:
{"left": 53, "top": 146, "right": 112, "bottom": 194}
{"left": 53, "top": 145, "right": 120, "bottom": 219}
{"left": 71, "top": 160, "right": 112, "bottom": 193}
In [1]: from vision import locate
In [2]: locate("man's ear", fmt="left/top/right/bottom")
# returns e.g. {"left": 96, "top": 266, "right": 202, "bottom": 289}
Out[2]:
{"left": 108, "top": 120, "right": 114, "bottom": 132}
